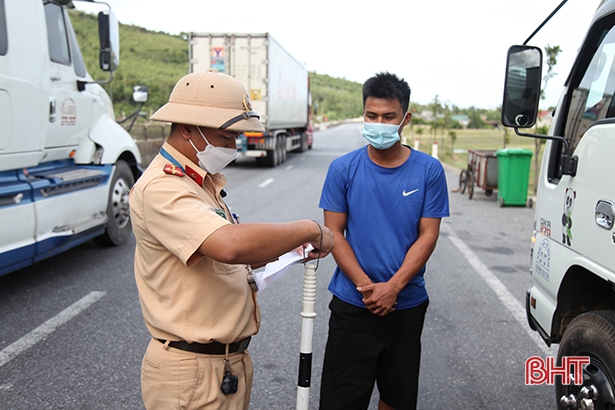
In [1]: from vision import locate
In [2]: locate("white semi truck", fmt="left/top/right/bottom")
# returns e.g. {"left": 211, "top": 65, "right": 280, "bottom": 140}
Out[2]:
{"left": 188, "top": 32, "right": 313, "bottom": 167}
{"left": 502, "top": 1, "right": 615, "bottom": 408}
{"left": 0, "top": 0, "right": 144, "bottom": 277}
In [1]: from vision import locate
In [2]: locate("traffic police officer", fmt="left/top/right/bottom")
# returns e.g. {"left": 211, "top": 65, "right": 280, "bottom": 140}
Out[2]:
{"left": 129, "top": 70, "right": 333, "bottom": 409}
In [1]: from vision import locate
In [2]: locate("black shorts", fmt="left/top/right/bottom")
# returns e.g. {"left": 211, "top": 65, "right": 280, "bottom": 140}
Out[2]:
{"left": 319, "top": 296, "right": 429, "bottom": 410}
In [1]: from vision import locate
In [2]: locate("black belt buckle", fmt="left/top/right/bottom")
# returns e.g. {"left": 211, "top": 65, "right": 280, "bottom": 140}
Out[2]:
{"left": 236, "top": 336, "right": 251, "bottom": 353}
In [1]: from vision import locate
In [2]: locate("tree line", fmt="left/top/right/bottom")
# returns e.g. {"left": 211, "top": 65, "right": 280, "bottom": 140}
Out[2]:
{"left": 70, "top": 10, "right": 503, "bottom": 126}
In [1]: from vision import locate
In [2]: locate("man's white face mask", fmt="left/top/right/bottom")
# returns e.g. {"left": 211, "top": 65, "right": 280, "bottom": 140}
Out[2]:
{"left": 189, "top": 127, "right": 238, "bottom": 174}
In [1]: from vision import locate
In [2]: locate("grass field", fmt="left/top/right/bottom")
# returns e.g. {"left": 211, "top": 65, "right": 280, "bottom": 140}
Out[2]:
{"left": 403, "top": 127, "right": 543, "bottom": 195}
{"left": 130, "top": 121, "right": 543, "bottom": 195}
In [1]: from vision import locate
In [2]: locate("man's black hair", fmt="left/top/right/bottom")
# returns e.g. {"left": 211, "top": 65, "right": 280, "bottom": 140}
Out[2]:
{"left": 362, "top": 72, "right": 411, "bottom": 113}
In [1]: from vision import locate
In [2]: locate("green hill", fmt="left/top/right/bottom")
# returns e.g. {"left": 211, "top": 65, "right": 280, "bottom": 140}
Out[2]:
{"left": 69, "top": 10, "right": 363, "bottom": 123}
{"left": 70, "top": 10, "right": 502, "bottom": 127}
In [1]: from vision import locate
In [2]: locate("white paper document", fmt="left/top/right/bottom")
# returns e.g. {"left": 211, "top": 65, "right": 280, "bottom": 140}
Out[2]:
{"left": 253, "top": 245, "right": 314, "bottom": 291}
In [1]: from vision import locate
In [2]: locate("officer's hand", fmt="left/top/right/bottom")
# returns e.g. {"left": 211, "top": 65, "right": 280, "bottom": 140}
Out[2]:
{"left": 306, "top": 224, "right": 334, "bottom": 260}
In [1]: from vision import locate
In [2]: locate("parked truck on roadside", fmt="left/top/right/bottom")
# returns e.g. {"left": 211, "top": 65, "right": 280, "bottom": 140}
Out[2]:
{"left": 0, "top": 0, "right": 145, "bottom": 277}
{"left": 501, "top": 1, "right": 615, "bottom": 408}
{"left": 188, "top": 32, "right": 313, "bottom": 167}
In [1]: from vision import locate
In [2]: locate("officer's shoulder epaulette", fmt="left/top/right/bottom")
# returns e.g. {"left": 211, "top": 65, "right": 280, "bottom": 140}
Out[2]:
{"left": 163, "top": 164, "right": 185, "bottom": 177}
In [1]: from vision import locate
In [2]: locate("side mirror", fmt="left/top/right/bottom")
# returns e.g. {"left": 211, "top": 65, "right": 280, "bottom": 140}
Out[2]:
{"left": 501, "top": 45, "right": 542, "bottom": 128}
{"left": 98, "top": 10, "right": 119, "bottom": 72}
{"left": 133, "top": 86, "right": 149, "bottom": 103}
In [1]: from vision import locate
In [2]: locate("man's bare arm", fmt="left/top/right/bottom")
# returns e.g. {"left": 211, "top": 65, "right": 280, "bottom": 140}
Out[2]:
{"left": 324, "top": 210, "right": 373, "bottom": 289}
{"left": 359, "top": 217, "right": 442, "bottom": 315}
{"left": 196, "top": 220, "right": 334, "bottom": 266}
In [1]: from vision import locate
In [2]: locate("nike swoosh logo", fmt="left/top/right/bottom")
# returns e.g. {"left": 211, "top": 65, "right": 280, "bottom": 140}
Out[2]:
{"left": 403, "top": 189, "right": 419, "bottom": 197}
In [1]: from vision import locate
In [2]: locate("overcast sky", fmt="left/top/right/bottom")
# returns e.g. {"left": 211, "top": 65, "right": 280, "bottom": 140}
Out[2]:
{"left": 77, "top": 0, "right": 600, "bottom": 110}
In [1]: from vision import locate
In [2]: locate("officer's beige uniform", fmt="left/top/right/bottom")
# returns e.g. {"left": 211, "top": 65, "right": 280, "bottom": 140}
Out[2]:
{"left": 130, "top": 142, "right": 260, "bottom": 409}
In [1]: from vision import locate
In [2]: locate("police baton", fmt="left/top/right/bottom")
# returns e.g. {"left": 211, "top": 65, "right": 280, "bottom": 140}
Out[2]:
{"left": 296, "top": 263, "right": 317, "bottom": 410}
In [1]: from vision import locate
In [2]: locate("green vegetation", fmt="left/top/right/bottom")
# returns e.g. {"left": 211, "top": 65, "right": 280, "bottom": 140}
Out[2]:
{"left": 70, "top": 9, "right": 543, "bottom": 195}
{"left": 69, "top": 10, "right": 188, "bottom": 118}
{"left": 69, "top": 10, "right": 504, "bottom": 124}
{"left": 310, "top": 74, "right": 362, "bottom": 121}
{"left": 71, "top": 10, "right": 366, "bottom": 122}
{"left": 403, "top": 127, "right": 541, "bottom": 195}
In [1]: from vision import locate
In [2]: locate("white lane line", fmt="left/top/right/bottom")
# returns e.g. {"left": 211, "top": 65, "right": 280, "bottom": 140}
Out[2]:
{"left": 441, "top": 223, "right": 552, "bottom": 356}
{"left": 259, "top": 178, "right": 274, "bottom": 188}
{"left": 0, "top": 291, "right": 107, "bottom": 368}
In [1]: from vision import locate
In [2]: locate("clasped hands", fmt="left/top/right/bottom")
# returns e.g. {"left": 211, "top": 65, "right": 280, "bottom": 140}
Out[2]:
{"left": 357, "top": 282, "right": 398, "bottom": 316}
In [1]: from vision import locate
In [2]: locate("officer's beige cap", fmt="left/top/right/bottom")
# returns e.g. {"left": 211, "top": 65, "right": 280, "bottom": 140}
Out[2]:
{"left": 151, "top": 70, "right": 264, "bottom": 132}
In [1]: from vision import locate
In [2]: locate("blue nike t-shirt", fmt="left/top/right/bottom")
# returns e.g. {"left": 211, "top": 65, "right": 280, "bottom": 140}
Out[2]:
{"left": 319, "top": 146, "right": 450, "bottom": 309}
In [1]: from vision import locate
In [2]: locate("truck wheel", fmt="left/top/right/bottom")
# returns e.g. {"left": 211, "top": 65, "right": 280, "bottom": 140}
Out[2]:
{"left": 279, "top": 135, "right": 287, "bottom": 164}
{"left": 300, "top": 132, "right": 308, "bottom": 152}
{"left": 94, "top": 160, "right": 135, "bottom": 246}
{"left": 556, "top": 310, "right": 615, "bottom": 410}
{"left": 265, "top": 147, "right": 277, "bottom": 167}
{"left": 295, "top": 132, "right": 308, "bottom": 153}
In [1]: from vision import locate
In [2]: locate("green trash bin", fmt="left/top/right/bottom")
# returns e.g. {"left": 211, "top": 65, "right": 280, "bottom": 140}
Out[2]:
{"left": 495, "top": 148, "right": 533, "bottom": 207}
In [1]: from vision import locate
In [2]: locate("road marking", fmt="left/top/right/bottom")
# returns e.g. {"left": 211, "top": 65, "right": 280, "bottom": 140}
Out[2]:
{"left": 0, "top": 383, "right": 13, "bottom": 391}
{"left": 441, "top": 223, "right": 552, "bottom": 356}
{"left": 285, "top": 165, "right": 294, "bottom": 170}
{"left": 259, "top": 178, "right": 274, "bottom": 188}
{"left": 0, "top": 291, "right": 106, "bottom": 368}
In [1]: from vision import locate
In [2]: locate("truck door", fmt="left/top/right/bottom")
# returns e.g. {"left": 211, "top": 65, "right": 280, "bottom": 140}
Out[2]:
{"left": 0, "top": 0, "right": 38, "bottom": 275}
{"left": 543, "top": 12, "right": 615, "bottom": 276}
{"left": 44, "top": 2, "right": 92, "bottom": 149}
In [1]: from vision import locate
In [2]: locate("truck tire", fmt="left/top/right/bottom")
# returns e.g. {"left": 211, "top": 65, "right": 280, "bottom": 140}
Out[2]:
{"left": 266, "top": 135, "right": 286, "bottom": 167}
{"left": 555, "top": 310, "right": 615, "bottom": 410}
{"left": 94, "top": 160, "right": 135, "bottom": 246}
{"left": 280, "top": 134, "right": 287, "bottom": 164}
{"left": 265, "top": 146, "right": 277, "bottom": 167}
{"left": 294, "top": 132, "right": 308, "bottom": 153}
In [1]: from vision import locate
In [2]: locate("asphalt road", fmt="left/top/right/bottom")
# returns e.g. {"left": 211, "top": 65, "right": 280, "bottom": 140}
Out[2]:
{"left": 0, "top": 122, "right": 559, "bottom": 409}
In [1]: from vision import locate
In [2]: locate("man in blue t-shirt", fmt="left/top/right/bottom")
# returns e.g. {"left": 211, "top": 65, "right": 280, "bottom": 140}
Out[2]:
{"left": 318, "top": 72, "right": 449, "bottom": 410}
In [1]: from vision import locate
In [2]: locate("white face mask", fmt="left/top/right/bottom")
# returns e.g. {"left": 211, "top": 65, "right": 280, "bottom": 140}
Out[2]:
{"left": 362, "top": 114, "right": 406, "bottom": 150}
{"left": 189, "top": 127, "right": 238, "bottom": 174}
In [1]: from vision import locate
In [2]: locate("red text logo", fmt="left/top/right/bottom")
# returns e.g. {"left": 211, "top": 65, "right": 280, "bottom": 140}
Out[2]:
{"left": 525, "top": 356, "right": 590, "bottom": 385}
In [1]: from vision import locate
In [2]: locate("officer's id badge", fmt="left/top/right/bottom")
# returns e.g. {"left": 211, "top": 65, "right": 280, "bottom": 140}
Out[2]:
{"left": 214, "top": 209, "right": 227, "bottom": 220}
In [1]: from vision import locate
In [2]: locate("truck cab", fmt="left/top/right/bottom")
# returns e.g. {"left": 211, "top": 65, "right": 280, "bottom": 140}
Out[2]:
{"left": 0, "top": 0, "right": 143, "bottom": 276}
{"left": 502, "top": 1, "right": 615, "bottom": 408}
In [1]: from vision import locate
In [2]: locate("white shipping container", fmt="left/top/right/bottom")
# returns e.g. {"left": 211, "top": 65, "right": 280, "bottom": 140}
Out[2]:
{"left": 189, "top": 33, "right": 309, "bottom": 130}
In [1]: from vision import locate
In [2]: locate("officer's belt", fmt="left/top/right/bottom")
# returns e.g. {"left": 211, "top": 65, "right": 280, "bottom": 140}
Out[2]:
{"left": 156, "top": 336, "right": 251, "bottom": 355}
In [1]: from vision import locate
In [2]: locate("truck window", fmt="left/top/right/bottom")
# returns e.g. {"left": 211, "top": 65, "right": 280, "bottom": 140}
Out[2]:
{"left": 563, "top": 15, "right": 615, "bottom": 155}
{"left": 44, "top": 3, "right": 71, "bottom": 66}
{"left": 0, "top": 0, "right": 7, "bottom": 55}
{"left": 65, "top": 11, "right": 86, "bottom": 78}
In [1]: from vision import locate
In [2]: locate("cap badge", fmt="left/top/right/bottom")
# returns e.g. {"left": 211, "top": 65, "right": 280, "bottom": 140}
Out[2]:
{"left": 242, "top": 95, "right": 253, "bottom": 111}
